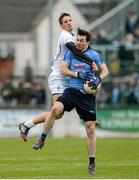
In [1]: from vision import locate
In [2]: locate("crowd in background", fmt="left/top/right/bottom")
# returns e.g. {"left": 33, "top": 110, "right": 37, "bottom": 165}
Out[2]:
{"left": 0, "top": 79, "right": 46, "bottom": 107}
{"left": 91, "top": 10, "right": 139, "bottom": 45}
{"left": 90, "top": 10, "right": 139, "bottom": 107}
{"left": 0, "top": 63, "right": 46, "bottom": 107}
{"left": 91, "top": 10, "right": 139, "bottom": 73}
{"left": 97, "top": 72, "right": 139, "bottom": 107}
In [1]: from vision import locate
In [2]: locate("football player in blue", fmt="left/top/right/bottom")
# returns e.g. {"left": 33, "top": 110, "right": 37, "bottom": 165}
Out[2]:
{"left": 33, "top": 28, "right": 109, "bottom": 175}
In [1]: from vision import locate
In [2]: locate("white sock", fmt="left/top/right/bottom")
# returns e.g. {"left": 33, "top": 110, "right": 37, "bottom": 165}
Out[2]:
{"left": 24, "top": 119, "right": 35, "bottom": 128}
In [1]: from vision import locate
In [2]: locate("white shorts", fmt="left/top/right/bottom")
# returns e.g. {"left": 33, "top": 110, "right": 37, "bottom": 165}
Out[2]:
{"left": 48, "top": 73, "right": 69, "bottom": 95}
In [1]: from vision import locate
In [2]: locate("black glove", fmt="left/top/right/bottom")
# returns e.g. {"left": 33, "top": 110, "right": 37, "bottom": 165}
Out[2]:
{"left": 88, "top": 76, "right": 101, "bottom": 89}
{"left": 77, "top": 72, "right": 94, "bottom": 82}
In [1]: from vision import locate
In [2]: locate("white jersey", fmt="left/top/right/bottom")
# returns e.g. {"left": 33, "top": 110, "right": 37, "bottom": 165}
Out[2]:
{"left": 48, "top": 29, "right": 76, "bottom": 95}
{"left": 51, "top": 29, "right": 76, "bottom": 75}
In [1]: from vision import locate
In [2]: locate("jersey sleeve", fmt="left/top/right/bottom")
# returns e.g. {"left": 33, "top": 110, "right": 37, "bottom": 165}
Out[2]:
{"left": 91, "top": 51, "right": 105, "bottom": 67}
{"left": 97, "top": 53, "right": 105, "bottom": 66}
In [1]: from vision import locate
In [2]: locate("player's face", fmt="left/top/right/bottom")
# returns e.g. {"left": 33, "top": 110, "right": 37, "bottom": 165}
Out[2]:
{"left": 60, "top": 16, "right": 73, "bottom": 32}
{"left": 76, "top": 35, "right": 89, "bottom": 51}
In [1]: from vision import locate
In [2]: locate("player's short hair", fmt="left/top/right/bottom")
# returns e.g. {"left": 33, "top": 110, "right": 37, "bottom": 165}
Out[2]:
{"left": 77, "top": 27, "right": 91, "bottom": 42}
{"left": 59, "top": 12, "right": 71, "bottom": 24}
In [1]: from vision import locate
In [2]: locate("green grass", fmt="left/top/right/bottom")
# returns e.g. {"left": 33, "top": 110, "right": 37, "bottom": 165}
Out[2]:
{"left": 0, "top": 137, "right": 139, "bottom": 179}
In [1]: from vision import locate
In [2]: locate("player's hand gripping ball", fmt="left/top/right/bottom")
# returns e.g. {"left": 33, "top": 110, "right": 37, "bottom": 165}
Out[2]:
{"left": 77, "top": 72, "right": 94, "bottom": 82}
{"left": 84, "top": 76, "right": 101, "bottom": 95}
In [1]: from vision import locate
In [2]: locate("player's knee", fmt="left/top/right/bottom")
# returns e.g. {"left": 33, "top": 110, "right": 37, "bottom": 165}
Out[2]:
{"left": 90, "top": 126, "right": 95, "bottom": 134}
{"left": 51, "top": 106, "right": 59, "bottom": 117}
{"left": 51, "top": 103, "right": 63, "bottom": 118}
{"left": 87, "top": 129, "right": 95, "bottom": 140}
{"left": 87, "top": 124, "right": 95, "bottom": 136}
{"left": 56, "top": 112, "right": 64, "bottom": 120}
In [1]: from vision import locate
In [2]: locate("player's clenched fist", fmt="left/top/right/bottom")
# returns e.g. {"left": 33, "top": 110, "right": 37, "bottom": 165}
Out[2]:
{"left": 77, "top": 72, "right": 94, "bottom": 82}
{"left": 88, "top": 76, "right": 101, "bottom": 89}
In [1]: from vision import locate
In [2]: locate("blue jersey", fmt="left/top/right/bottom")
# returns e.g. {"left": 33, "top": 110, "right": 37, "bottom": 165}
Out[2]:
{"left": 64, "top": 47, "right": 104, "bottom": 90}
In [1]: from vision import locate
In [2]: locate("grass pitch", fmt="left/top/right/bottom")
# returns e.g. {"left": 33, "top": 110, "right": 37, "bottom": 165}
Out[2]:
{"left": 0, "top": 137, "right": 139, "bottom": 179}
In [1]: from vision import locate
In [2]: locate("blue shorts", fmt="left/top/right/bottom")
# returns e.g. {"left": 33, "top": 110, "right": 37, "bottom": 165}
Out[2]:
{"left": 57, "top": 88, "right": 96, "bottom": 121}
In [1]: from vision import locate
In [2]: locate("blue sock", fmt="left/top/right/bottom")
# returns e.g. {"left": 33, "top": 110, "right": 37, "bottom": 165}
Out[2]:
{"left": 41, "top": 132, "right": 47, "bottom": 142}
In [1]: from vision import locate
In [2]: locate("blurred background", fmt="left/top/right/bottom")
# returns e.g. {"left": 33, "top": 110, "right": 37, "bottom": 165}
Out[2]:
{"left": 0, "top": 0, "right": 139, "bottom": 137}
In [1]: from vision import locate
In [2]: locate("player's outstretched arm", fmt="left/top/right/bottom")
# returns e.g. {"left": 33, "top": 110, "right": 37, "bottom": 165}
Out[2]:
{"left": 66, "top": 42, "right": 93, "bottom": 65}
